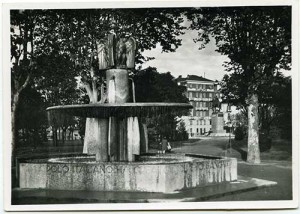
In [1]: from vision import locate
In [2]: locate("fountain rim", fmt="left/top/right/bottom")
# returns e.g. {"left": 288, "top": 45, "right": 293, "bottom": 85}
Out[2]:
{"left": 46, "top": 102, "right": 192, "bottom": 111}
{"left": 23, "top": 154, "right": 233, "bottom": 165}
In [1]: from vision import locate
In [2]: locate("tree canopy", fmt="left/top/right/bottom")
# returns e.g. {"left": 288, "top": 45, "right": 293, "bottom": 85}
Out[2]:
{"left": 186, "top": 6, "right": 291, "bottom": 163}
{"left": 134, "top": 67, "right": 189, "bottom": 140}
{"left": 10, "top": 8, "right": 188, "bottom": 155}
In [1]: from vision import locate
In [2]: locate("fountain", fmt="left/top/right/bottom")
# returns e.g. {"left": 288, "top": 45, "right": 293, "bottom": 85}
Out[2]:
{"left": 18, "top": 34, "right": 237, "bottom": 193}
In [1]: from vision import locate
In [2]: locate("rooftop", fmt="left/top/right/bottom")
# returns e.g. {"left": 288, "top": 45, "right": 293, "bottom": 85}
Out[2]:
{"left": 177, "top": 75, "right": 216, "bottom": 82}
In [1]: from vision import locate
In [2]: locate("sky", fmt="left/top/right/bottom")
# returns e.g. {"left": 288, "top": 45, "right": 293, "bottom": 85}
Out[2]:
{"left": 141, "top": 30, "right": 230, "bottom": 81}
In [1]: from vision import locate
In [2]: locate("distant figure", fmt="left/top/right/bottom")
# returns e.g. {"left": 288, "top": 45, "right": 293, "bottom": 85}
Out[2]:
{"left": 166, "top": 142, "right": 172, "bottom": 153}
{"left": 161, "top": 137, "right": 168, "bottom": 154}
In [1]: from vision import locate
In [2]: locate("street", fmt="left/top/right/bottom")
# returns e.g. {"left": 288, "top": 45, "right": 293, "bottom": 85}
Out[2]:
{"left": 172, "top": 137, "right": 293, "bottom": 201}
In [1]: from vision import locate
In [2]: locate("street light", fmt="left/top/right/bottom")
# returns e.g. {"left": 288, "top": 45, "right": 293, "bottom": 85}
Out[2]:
{"left": 227, "top": 103, "right": 232, "bottom": 154}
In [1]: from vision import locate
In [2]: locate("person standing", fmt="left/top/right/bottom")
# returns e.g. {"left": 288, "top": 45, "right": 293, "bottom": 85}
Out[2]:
{"left": 161, "top": 137, "right": 168, "bottom": 154}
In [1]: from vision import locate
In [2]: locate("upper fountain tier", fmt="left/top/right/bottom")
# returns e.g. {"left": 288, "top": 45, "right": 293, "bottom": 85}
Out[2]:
{"left": 47, "top": 102, "right": 192, "bottom": 119}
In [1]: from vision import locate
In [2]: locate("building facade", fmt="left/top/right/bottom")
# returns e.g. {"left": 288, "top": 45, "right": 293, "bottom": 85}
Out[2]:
{"left": 177, "top": 75, "right": 220, "bottom": 138}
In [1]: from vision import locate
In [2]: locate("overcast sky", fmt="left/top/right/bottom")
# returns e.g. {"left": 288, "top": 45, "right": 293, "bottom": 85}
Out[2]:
{"left": 141, "top": 30, "right": 230, "bottom": 81}
{"left": 141, "top": 29, "right": 291, "bottom": 81}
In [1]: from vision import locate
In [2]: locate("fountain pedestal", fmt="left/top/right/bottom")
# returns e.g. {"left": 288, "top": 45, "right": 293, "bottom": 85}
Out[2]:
{"left": 83, "top": 69, "right": 142, "bottom": 162}
{"left": 211, "top": 112, "right": 226, "bottom": 134}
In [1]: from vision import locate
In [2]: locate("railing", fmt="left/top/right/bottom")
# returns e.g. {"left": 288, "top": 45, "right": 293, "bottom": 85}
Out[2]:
{"left": 187, "top": 88, "right": 215, "bottom": 92}
{"left": 189, "top": 97, "right": 213, "bottom": 102}
{"left": 195, "top": 107, "right": 209, "bottom": 111}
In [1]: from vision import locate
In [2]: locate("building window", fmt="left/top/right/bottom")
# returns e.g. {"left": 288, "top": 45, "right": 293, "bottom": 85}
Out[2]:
{"left": 196, "top": 128, "right": 199, "bottom": 133}
{"left": 190, "top": 128, "right": 192, "bottom": 133}
{"left": 190, "top": 120, "right": 193, "bottom": 125}
{"left": 210, "top": 120, "right": 212, "bottom": 125}
{"left": 200, "top": 128, "right": 203, "bottom": 134}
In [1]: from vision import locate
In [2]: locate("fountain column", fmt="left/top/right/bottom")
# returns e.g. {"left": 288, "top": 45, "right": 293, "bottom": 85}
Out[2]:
{"left": 106, "top": 69, "right": 132, "bottom": 161}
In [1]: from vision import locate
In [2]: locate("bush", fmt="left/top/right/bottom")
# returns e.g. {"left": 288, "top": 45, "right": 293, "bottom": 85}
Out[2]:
{"left": 259, "top": 132, "right": 272, "bottom": 152}
{"left": 234, "top": 126, "right": 245, "bottom": 140}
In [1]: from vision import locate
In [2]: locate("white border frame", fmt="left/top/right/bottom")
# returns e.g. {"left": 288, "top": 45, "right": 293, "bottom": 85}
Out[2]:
{"left": 2, "top": 0, "right": 299, "bottom": 211}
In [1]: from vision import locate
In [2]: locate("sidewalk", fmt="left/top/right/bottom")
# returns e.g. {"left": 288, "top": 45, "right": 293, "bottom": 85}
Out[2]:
{"left": 172, "top": 137, "right": 293, "bottom": 201}
{"left": 12, "top": 175, "right": 276, "bottom": 204}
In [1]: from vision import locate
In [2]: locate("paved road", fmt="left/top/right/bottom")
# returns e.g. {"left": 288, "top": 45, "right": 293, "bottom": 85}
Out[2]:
{"left": 173, "top": 137, "right": 293, "bottom": 201}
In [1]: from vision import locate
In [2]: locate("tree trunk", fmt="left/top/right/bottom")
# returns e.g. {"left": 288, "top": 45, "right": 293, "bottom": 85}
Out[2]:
{"left": 11, "top": 93, "right": 20, "bottom": 163}
{"left": 247, "top": 93, "right": 261, "bottom": 164}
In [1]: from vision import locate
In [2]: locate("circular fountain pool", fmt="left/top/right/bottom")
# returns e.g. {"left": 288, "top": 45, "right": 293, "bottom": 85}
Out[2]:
{"left": 19, "top": 154, "right": 237, "bottom": 193}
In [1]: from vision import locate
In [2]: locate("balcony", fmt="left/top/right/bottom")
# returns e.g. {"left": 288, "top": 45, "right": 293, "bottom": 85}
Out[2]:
{"left": 195, "top": 107, "right": 209, "bottom": 111}
{"left": 187, "top": 88, "right": 197, "bottom": 91}
{"left": 189, "top": 97, "right": 212, "bottom": 102}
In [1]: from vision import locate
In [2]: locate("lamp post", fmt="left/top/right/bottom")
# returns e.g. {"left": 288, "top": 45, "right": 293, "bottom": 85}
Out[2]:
{"left": 227, "top": 103, "right": 232, "bottom": 153}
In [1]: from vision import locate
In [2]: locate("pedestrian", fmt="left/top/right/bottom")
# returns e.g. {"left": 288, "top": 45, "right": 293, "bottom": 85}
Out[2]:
{"left": 161, "top": 137, "right": 168, "bottom": 154}
{"left": 166, "top": 141, "right": 172, "bottom": 153}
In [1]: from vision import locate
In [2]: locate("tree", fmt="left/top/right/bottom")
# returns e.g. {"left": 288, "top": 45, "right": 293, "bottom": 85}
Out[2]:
{"left": 11, "top": 10, "right": 42, "bottom": 157}
{"left": 11, "top": 9, "right": 187, "bottom": 156}
{"left": 35, "top": 8, "right": 186, "bottom": 105}
{"left": 176, "top": 120, "right": 189, "bottom": 141}
{"left": 187, "top": 6, "right": 291, "bottom": 163}
{"left": 11, "top": 10, "right": 81, "bottom": 152}
{"left": 221, "top": 71, "right": 291, "bottom": 137}
{"left": 34, "top": 9, "right": 187, "bottom": 152}
{"left": 15, "top": 86, "right": 48, "bottom": 148}
{"left": 34, "top": 52, "right": 80, "bottom": 146}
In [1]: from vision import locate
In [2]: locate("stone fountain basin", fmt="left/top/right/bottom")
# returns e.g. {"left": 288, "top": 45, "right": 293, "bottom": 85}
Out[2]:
{"left": 47, "top": 102, "right": 192, "bottom": 119}
{"left": 19, "top": 154, "right": 237, "bottom": 193}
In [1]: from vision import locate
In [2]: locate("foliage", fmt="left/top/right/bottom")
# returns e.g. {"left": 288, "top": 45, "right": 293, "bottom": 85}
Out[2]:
{"left": 222, "top": 72, "right": 291, "bottom": 136}
{"left": 10, "top": 9, "right": 189, "bottom": 153}
{"left": 176, "top": 120, "right": 189, "bottom": 141}
{"left": 32, "top": 8, "right": 186, "bottom": 103}
{"left": 134, "top": 67, "right": 189, "bottom": 141}
{"left": 15, "top": 87, "right": 48, "bottom": 147}
{"left": 186, "top": 6, "right": 291, "bottom": 163}
{"left": 234, "top": 126, "right": 245, "bottom": 141}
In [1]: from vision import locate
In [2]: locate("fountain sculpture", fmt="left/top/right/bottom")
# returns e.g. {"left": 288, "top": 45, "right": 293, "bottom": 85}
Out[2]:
{"left": 19, "top": 34, "right": 237, "bottom": 193}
